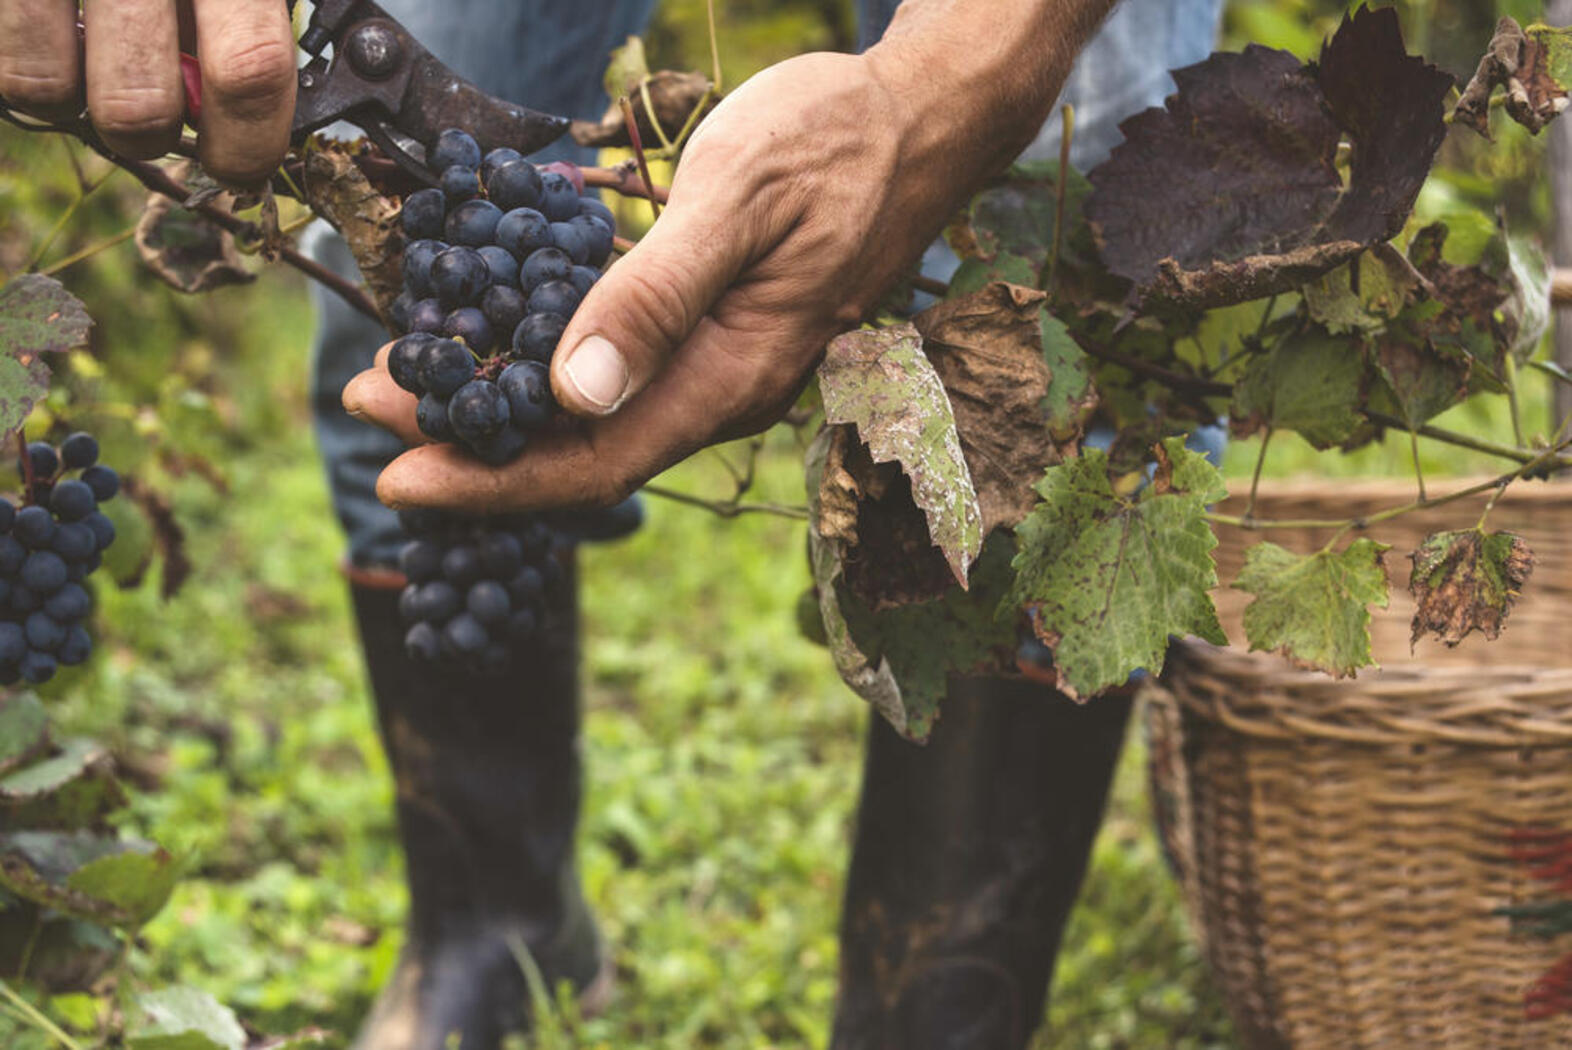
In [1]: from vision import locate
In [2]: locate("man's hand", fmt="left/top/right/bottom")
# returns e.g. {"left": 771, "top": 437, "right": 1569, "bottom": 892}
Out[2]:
{"left": 0, "top": 0, "right": 296, "bottom": 185}
{"left": 345, "top": 0, "right": 1115, "bottom": 513}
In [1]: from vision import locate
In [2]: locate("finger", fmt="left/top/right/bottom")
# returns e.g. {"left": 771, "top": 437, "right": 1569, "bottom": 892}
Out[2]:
{"left": 343, "top": 368, "right": 426, "bottom": 448}
{"left": 380, "top": 313, "right": 813, "bottom": 512}
{"left": 191, "top": 0, "right": 295, "bottom": 185}
{"left": 0, "top": 0, "right": 82, "bottom": 119}
{"left": 84, "top": 0, "right": 183, "bottom": 158}
{"left": 551, "top": 180, "right": 767, "bottom": 418}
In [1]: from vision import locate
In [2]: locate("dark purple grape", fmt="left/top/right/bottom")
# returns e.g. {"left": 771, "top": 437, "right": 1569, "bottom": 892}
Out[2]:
{"left": 21, "top": 551, "right": 66, "bottom": 593}
{"left": 520, "top": 247, "right": 572, "bottom": 292}
{"left": 505, "top": 606, "right": 538, "bottom": 642}
{"left": 400, "top": 539, "right": 444, "bottom": 582}
{"left": 548, "top": 221, "right": 589, "bottom": 265}
{"left": 481, "top": 147, "right": 524, "bottom": 184}
{"left": 405, "top": 621, "right": 442, "bottom": 660}
{"left": 20, "top": 650, "right": 55, "bottom": 684}
{"left": 431, "top": 128, "right": 481, "bottom": 171}
{"left": 471, "top": 424, "right": 528, "bottom": 465}
{"left": 0, "top": 537, "right": 24, "bottom": 574}
{"left": 43, "top": 583, "right": 89, "bottom": 621}
{"left": 0, "top": 499, "right": 14, "bottom": 533}
{"left": 466, "top": 580, "right": 511, "bottom": 624}
{"left": 442, "top": 545, "right": 483, "bottom": 587}
{"left": 388, "top": 333, "right": 436, "bottom": 394}
{"left": 430, "top": 247, "right": 490, "bottom": 308}
{"left": 578, "top": 197, "right": 615, "bottom": 228}
{"left": 477, "top": 532, "right": 522, "bottom": 576}
{"left": 60, "top": 432, "right": 98, "bottom": 470}
{"left": 441, "top": 164, "right": 480, "bottom": 202}
{"left": 481, "top": 285, "right": 528, "bottom": 335}
{"left": 417, "top": 394, "right": 456, "bottom": 441}
{"left": 83, "top": 511, "right": 114, "bottom": 551}
{"left": 495, "top": 208, "right": 552, "bottom": 259}
{"left": 25, "top": 611, "right": 64, "bottom": 651}
{"left": 539, "top": 172, "right": 579, "bottom": 222}
{"left": 487, "top": 161, "right": 543, "bottom": 212}
{"left": 442, "top": 613, "right": 489, "bottom": 655}
{"left": 402, "top": 239, "right": 445, "bottom": 299}
{"left": 57, "top": 625, "right": 91, "bottom": 666}
{"left": 51, "top": 522, "right": 95, "bottom": 561}
{"left": 527, "top": 280, "right": 582, "bottom": 318}
{"left": 409, "top": 298, "right": 445, "bottom": 334}
{"left": 512, "top": 313, "right": 567, "bottom": 363}
{"left": 419, "top": 339, "right": 475, "bottom": 397}
{"left": 0, "top": 623, "right": 23, "bottom": 664}
{"left": 441, "top": 307, "right": 496, "bottom": 354}
{"left": 477, "top": 245, "right": 519, "bottom": 287}
{"left": 401, "top": 187, "right": 447, "bottom": 240}
{"left": 444, "top": 199, "right": 503, "bottom": 248}
{"left": 80, "top": 465, "right": 117, "bottom": 502}
{"left": 498, "top": 360, "right": 555, "bottom": 430}
{"left": 448, "top": 380, "right": 510, "bottom": 443}
{"left": 21, "top": 442, "right": 58, "bottom": 480}
{"left": 570, "top": 214, "right": 614, "bottom": 266}
{"left": 14, "top": 507, "right": 54, "bottom": 548}
{"left": 507, "top": 564, "right": 545, "bottom": 607}
{"left": 414, "top": 580, "right": 461, "bottom": 621}
{"left": 389, "top": 290, "right": 417, "bottom": 332}
{"left": 51, "top": 480, "right": 94, "bottom": 522}
{"left": 569, "top": 265, "right": 599, "bottom": 298}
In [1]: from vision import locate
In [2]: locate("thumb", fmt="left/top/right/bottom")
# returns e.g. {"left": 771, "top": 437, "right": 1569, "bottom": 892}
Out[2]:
{"left": 551, "top": 194, "right": 755, "bottom": 417}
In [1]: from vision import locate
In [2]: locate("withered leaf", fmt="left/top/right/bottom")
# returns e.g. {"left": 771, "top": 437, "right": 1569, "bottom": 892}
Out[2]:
{"left": 913, "top": 283, "right": 1082, "bottom": 534}
{"left": 134, "top": 194, "right": 254, "bottom": 295}
{"left": 1230, "top": 328, "right": 1366, "bottom": 448}
{"left": 1087, "top": 6, "right": 1452, "bottom": 309}
{"left": 571, "top": 70, "right": 717, "bottom": 149}
{"left": 1454, "top": 17, "right": 1571, "bottom": 136}
{"left": 303, "top": 144, "right": 404, "bottom": 323}
{"left": 1409, "top": 527, "right": 1534, "bottom": 648}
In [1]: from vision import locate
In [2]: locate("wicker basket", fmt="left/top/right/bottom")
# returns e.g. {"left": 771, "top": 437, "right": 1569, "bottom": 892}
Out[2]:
{"left": 1147, "top": 478, "right": 1572, "bottom": 1049}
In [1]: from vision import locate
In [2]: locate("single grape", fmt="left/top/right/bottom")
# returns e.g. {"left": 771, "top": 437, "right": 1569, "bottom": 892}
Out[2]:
{"left": 60, "top": 432, "right": 99, "bottom": 470}
{"left": 43, "top": 582, "right": 89, "bottom": 621}
{"left": 13, "top": 506, "right": 54, "bottom": 548}
{"left": 569, "top": 265, "right": 600, "bottom": 298}
{"left": 442, "top": 545, "right": 483, "bottom": 587}
{"left": 57, "top": 626, "right": 91, "bottom": 666}
{"left": 477, "top": 245, "right": 520, "bottom": 288}
{"left": 448, "top": 381, "right": 510, "bottom": 444}
{"left": 431, "top": 128, "right": 482, "bottom": 171}
{"left": 527, "top": 280, "right": 582, "bottom": 318}
{"left": 9, "top": 585, "right": 39, "bottom": 613}
{"left": 83, "top": 511, "right": 115, "bottom": 551}
{"left": 498, "top": 361, "right": 555, "bottom": 429}
{"left": 389, "top": 290, "right": 416, "bottom": 332}
{"left": 0, "top": 536, "right": 23, "bottom": 574}
{"left": 80, "top": 465, "right": 118, "bottom": 503}
{"left": 400, "top": 539, "right": 444, "bottom": 583}
{"left": 388, "top": 333, "right": 436, "bottom": 395}
{"left": 22, "top": 442, "right": 58, "bottom": 481}
{"left": 539, "top": 172, "right": 579, "bottom": 222}
{"left": 418, "top": 338, "right": 476, "bottom": 398}
{"left": 553, "top": 494, "right": 646, "bottom": 542}
{"left": 401, "top": 187, "right": 447, "bottom": 240}
{"left": 481, "top": 285, "right": 528, "bottom": 335}
{"left": 495, "top": 207, "right": 553, "bottom": 260}
{"left": 417, "top": 394, "right": 457, "bottom": 441}
{"left": 442, "top": 613, "right": 489, "bottom": 655}
{"left": 24, "top": 611, "right": 65, "bottom": 651}
{"left": 578, "top": 197, "right": 615, "bottom": 228}
{"left": 444, "top": 199, "right": 503, "bottom": 248}
{"left": 51, "top": 522, "right": 96, "bottom": 561}
{"left": 430, "top": 246, "right": 491, "bottom": 308}
{"left": 408, "top": 298, "right": 445, "bottom": 334}
{"left": 402, "top": 238, "right": 445, "bottom": 299}
{"left": 441, "top": 163, "right": 480, "bottom": 202}
{"left": 405, "top": 621, "right": 442, "bottom": 661}
{"left": 441, "top": 307, "right": 496, "bottom": 354}
{"left": 20, "top": 650, "right": 55, "bottom": 684}
{"left": 466, "top": 580, "right": 511, "bottom": 624}
{"left": 50, "top": 480, "right": 96, "bottom": 522}
{"left": 476, "top": 532, "right": 522, "bottom": 576}
{"left": 511, "top": 313, "right": 567, "bottom": 363}
{"left": 0, "top": 623, "right": 23, "bottom": 664}
{"left": 414, "top": 580, "right": 461, "bottom": 622}
{"left": 570, "top": 214, "right": 614, "bottom": 267}
{"left": 520, "top": 247, "right": 572, "bottom": 291}
{"left": 548, "top": 221, "right": 589, "bottom": 265}
{"left": 487, "top": 161, "right": 544, "bottom": 212}
{"left": 471, "top": 424, "right": 528, "bottom": 465}
{"left": 481, "top": 147, "right": 524, "bottom": 184}
{"left": 398, "top": 585, "right": 423, "bottom": 623}
{"left": 507, "top": 564, "right": 545, "bottom": 607}
{"left": 0, "top": 499, "right": 15, "bottom": 533}
{"left": 21, "top": 551, "right": 67, "bottom": 593}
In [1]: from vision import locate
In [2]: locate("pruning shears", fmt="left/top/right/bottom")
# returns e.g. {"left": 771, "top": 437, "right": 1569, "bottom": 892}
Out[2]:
{"left": 286, "top": 0, "right": 571, "bottom": 186}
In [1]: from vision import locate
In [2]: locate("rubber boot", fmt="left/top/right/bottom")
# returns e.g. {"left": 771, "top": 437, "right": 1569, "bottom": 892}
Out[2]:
{"left": 346, "top": 553, "right": 607, "bottom": 1050}
{"left": 829, "top": 675, "right": 1134, "bottom": 1050}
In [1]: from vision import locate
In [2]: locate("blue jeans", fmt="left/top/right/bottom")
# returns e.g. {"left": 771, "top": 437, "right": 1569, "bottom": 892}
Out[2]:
{"left": 312, "top": 0, "right": 1224, "bottom": 567}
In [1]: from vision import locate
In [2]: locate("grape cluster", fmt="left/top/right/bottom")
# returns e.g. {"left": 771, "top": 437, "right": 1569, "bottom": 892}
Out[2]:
{"left": 0, "top": 434, "right": 118, "bottom": 684}
{"left": 386, "top": 128, "right": 615, "bottom": 466}
{"left": 396, "top": 509, "right": 562, "bottom": 672}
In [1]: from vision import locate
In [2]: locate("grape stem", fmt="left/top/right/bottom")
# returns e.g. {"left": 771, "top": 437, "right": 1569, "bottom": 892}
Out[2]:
{"left": 15, "top": 432, "right": 34, "bottom": 506}
{"left": 642, "top": 483, "right": 808, "bottom": 520}
{"left": 619, "top": 96, "right": 662, "bottom": 224}
{"left": 580, "top": 164, "right": 669, "bottom": 204}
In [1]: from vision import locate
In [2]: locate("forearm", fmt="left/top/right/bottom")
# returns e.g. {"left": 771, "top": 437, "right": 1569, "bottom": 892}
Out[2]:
{"left": 866, "top": 0, "right": 1118, "bottom": 180}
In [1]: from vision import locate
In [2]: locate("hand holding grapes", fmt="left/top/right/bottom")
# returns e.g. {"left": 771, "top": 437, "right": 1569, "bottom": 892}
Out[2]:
{"left": 346, "top": 1, "right": 1114, "bottom": 511}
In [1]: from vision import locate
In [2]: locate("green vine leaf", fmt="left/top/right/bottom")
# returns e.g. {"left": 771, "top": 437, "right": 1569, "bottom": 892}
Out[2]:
{"left": 0, "top": 693, "right": 49, "bottom": 778}
{"left": 1005, "top": 438, "right": 1227, "bottom": 700}
{"left": 0, "top": 273, "right": 92, "bottom": 433}
{"left": 1231, "top": 328, "right": 1366, "bottom": 448}
{"left": 1409, "top": 528, "right": 1535, "bottom": 648}
{"left": 127, "top": 986, "right": 247, "bottom": 1050}
{"left": 1234, "top": 538, "right": 1391, "bottom": 677}
{"left": 0, "top": 830, "right": 178, "bottom": 929}
{"left": 819, "top": 322, "right": 982, "bottom": 585}
{"left": 1303, "top": 250, "right": 1418, "bottom": 334}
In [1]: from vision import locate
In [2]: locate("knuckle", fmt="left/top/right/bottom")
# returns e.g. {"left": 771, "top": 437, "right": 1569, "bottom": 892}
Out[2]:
{"left": 611, "top": 256, "right": 701, "bottom": 353}
{"left": 92, "top": 86, "right": 182, "bottom": 138}
{"left": 0, "top": 66, "right": 78, "bottom": 109}
{"left": 204, "top": 37, "right": 294, "bottom": 114}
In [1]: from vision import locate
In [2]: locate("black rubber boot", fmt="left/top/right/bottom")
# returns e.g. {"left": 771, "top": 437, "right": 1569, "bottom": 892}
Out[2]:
{"left": 829, "top": 675, "right": 1134, "bottom": 1050}
{"left": 347, "top": 554, "right": 606, "bottom": 1050}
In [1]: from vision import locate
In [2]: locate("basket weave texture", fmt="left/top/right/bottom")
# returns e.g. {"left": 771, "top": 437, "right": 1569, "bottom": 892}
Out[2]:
{"left": 1148, "top": 479, "right": 1572, "bottom": 1050}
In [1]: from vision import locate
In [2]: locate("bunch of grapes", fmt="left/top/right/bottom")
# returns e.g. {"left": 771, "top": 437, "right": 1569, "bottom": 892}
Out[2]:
{"left": 396, "top": 509, "right": 562, "bottom": 672}
{"left": 386, "top": 128, "right": 615, "bottom": 465}
{"left": 0, "top": 434, "right": 119, "bottom": 684}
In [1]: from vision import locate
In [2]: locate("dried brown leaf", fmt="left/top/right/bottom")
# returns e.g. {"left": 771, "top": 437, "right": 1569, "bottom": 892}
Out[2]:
{"left": 1409, "top": 528, "right": 1535, "bottom": 648}
{"left": 303, "top": 144, "right": 405, "bottom": 320}
{"left": 570, "top": 70, "right": 717, "bottom": 148}
{"left": 135, "top": 193, "right": 254, "bottom": 295}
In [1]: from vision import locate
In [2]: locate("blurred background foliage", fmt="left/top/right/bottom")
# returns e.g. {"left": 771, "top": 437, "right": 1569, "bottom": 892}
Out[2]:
{"left": 0, "top": 0, "right": 1560, "bottom": 1046}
